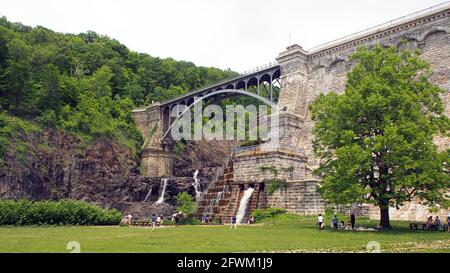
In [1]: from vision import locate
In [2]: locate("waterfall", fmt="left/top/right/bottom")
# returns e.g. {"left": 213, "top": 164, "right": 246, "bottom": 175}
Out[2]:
{"left": 143, "top": 188, "right": 152, "bottom": 202}
{"left": 155, "top": 178, "right": 168, "bottom": 205}
{"left": 192, "top": 170, "right": 201, "bottom": 201}
{"left": 236, "top": 187, "right": 255, "bottom": 224}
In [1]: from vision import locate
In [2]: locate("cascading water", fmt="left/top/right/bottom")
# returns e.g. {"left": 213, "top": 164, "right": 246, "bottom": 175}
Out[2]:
{"left": 192, "top": 170, "right": 201, "bottom": 201}
{"left": 143, "top": 188, "right": 152, "bottom": 202}
{"left": 155, "top": 178, "right": 168, "bottom": 205}
{"left": 236, "top": 187, "right": 255, "bottom": 224}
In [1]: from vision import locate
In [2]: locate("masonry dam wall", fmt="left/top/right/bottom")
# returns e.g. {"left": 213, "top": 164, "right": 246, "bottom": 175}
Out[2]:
{"left": 134, "top": 6, "right": 450, "bottom": 222}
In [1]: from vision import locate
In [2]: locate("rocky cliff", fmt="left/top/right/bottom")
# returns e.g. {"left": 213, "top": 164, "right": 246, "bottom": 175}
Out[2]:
{"left": 0, "top": 129, "right": 232, "bottom": 219}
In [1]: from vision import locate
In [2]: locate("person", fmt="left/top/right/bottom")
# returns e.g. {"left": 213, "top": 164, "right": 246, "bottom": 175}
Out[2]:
{"left": 434, "top": 216, "right": 441, "bottom": 231}
{"left": 156, "top": 215, "right": 162, "bottom": 227}
{"left": 174, "top": 212, "right": 182, "bottom": 226}
{"left": 317, "top": 214, "right": 324, "bottom": 230}
{"left": 332, "top": 215, "right": 338, "bottom": 230}
{"left": 425, "top": 216, "right": 434, "bottom": 231}
{"left": 250, "top": 216, "right": 255, "bottom": 224}
{"left": 447, "top": 213, "right": 450, "bottom": 233}
{"left": 218, "top": 216, "right": 222, "bottom": 225}
{"left": 127, "top": 214, "right": 133, "bottom": 225}
{"left": 201, "top": 215, "right": 206, "bottom": 224}
{"left": 339, "top": 221, "right": 346, "bottom": 229}
{"left": 151, "top": 214, "right": 157, "bottom": 231}
{"left": 350, "top": 213, "right": 356, "bottom": 230}
{"left": 230, "top": 216, "right": 237, "bottom": 229}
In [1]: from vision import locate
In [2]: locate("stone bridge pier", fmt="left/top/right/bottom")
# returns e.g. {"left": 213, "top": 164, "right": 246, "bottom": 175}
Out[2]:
{"left": 132, "top": 103, "right": 176, "bottom": 177}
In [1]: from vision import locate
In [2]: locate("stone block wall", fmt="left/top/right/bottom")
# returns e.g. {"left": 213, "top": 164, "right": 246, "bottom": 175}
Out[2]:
{"left": 275, "top": 6, "right": 450, "bottom": 219}
{"left": 231, "top": 149, "right": 324, "bottom": 215}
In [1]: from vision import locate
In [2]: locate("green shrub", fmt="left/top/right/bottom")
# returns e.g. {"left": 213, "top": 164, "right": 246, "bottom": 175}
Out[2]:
{"left": 0, "top": 199, "right": 122, "bottom": 226}
{"left": 176, "top": 192, "right": 197, "bottom": 217}
{"left": 179, "top": 217, "right": 202, "bottom": 225}
{"left": 266, "top": 179, "right": 288, "bottom": 195}
{"left": 251, "top": 208, "right": 286, "bottom": 222}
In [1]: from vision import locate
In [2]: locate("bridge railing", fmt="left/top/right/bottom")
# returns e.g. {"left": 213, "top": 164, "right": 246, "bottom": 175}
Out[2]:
{"left": 308, "top": 1, "right": 450, "bottom": 53}
{"left": 240, "top": 62, "right": 279, "bottom": 76}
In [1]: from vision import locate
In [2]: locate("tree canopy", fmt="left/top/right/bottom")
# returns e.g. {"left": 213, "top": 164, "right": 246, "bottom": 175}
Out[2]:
{"left": 310, "top": 44, "right": 450, "bottom": 228}
{"left": 0, "top": 16, "right": 237, "bottom": 156}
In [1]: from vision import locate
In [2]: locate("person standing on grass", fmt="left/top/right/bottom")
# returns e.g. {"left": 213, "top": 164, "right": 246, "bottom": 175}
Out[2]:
{"left": 332, "top": 215, "right": 338, "bottom": 230}
{"left": 317, "top": 214, "right": 324, "bottom": 230}
{"left": 151, "top": 214, "right": 157, "bottom": 231}
{"left": 230, "top": 216, "right": 237, "bottom": 229}
{"left": 434, "top": 216, "right": 441, "bottom": 231}
{"left": 350, "top": 213, "right": 356, "bottom": 230}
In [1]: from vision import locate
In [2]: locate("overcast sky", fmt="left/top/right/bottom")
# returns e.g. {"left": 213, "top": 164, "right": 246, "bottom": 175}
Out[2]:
{"left": 1, "top": 0, "right": 447, "bottom": 72}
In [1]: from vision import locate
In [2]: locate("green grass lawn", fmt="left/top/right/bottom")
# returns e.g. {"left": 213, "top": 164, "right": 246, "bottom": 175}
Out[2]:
{"left": 0, "top": 215, "right": 448, "bottom": 253}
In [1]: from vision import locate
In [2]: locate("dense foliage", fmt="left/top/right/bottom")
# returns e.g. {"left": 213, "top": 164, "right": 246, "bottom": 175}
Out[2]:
{"left": 0, "top": 16, "right": 237, "bottom": 155}
{"left": 310, "top": 45, "right": 450, "bottom": 228}
{"left": 176, "top": 192, "right": 197, "bottom": 217}
{"left": 251, "top": 208, "right": 286, "bottom": 222}
{"left": 0, "top": 199, "right": 122, "bottom": 225}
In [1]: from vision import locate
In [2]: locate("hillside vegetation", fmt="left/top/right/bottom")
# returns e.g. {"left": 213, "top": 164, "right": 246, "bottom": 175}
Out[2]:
{"left": 0, "top": 16, "right": 237, "bottom": 159}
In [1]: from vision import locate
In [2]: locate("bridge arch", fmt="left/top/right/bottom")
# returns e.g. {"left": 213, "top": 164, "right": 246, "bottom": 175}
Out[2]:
{"left": 160, "top": 89, "right": 277, "bottom": 142}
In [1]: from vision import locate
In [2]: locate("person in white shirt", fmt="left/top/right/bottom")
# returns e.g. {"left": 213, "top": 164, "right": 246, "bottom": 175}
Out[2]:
{"left": 317, "top": 214, "right": 324, "bottom": 230}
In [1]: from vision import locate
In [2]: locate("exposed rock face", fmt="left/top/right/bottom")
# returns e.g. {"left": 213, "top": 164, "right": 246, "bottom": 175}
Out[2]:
{"left": 0, "top": 129, "right": 233, "bottom": 219}
{"left": 173, "top": 140, "right": 234, "bottom": 191}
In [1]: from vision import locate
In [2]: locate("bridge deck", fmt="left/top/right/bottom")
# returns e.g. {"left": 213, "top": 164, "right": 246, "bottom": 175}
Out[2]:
{"left": 160, "top": 63, "right": 280, "bottom": 107}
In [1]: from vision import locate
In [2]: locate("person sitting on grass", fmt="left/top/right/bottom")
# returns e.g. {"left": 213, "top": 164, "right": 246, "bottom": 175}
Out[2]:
{"left": 425, "top": 216, "right": 435, "bottom": 231}
{"left": 339, "top": 221, "right": 346, "bottom": 229}
{"left": 317, "top": 214, "right": 324, "bottom": 230}
{"left": 332, "top": 215, "right": 338, "bottom": 230}
{"left": 447, "top": 213, "right": 450, "bottom": 233}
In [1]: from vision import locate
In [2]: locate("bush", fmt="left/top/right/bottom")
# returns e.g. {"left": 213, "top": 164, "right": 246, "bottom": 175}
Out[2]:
{"left": 176, "top": 192, "right": 197, "bottom": 217}
{"left": 0, "top": 199, "right": 122, "bottom": 226}
{"left": 266, "top": 179, "right": 288, "bottom": 195}
{"left": 251, "top": 208, "right": 286, "bottom": 222}
{"left": 179, "top": 217, "right": 202, "bottom": 225}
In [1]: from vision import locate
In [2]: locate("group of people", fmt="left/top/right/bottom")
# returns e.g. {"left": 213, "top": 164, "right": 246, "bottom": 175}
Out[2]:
{"left": 425, "top": 214, "right": 450, "bottom": 231}
{"left": 317, "top": 213, "right": 356, "bottom": 230}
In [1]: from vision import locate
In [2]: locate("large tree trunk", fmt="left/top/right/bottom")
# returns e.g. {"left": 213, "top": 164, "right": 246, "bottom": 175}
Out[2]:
{"left": 379, "top": 201, "right": 391, "bottom": 229}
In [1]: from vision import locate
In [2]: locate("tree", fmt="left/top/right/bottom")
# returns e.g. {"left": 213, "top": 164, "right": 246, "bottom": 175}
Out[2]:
{"left": 176, "top": 192, "right": 197, "bottom": 217}
{"left": 310, "top": 44, "right": 449, "bottom": 228}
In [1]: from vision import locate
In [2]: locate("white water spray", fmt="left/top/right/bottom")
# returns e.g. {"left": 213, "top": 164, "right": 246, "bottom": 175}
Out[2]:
{"left": 236, "top": 187, "right": 255, "bottom": 224}
{"left": 155, "top": 178, "right": 168, "bottom": 205}
{"left": 143, "top": 188, "right": 152, "bottom": 202}
{"left": 192, "top": 170, "right": 201, "bottom": 201}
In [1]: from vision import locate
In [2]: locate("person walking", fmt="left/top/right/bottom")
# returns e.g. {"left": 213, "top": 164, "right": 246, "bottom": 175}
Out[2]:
{"left": 151, "top": 214, "right": 157, "bottom": 231}
{"left": 332, "top": 215, "right": 338, "bottom": 230}
{"left": 230, "top": 216, "right": 237, "bottom": 229}
{"left": 317, "top": 214, "right": 324, "bottom": 230}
